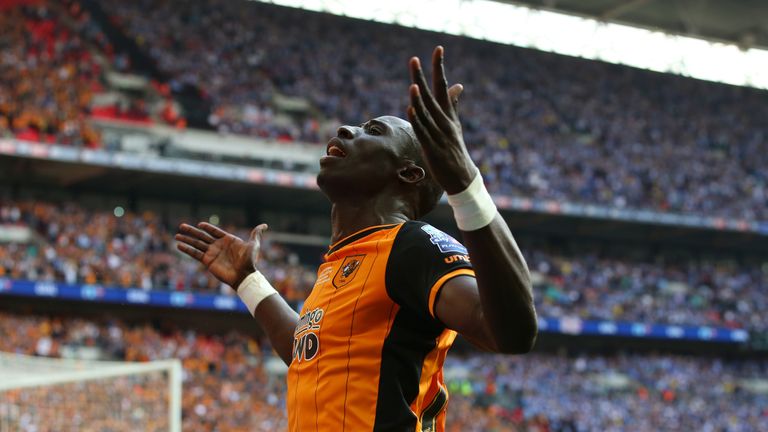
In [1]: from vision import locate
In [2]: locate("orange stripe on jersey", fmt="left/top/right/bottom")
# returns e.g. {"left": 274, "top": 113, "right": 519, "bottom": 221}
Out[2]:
{"left": 410, "top": 329, "right": 457, "bottom": 432}
{"left": 427, "top": 269, "right": 476, "bottom": 318}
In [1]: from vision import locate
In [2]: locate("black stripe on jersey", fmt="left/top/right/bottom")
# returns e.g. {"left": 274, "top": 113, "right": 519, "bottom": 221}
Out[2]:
{"left": 326, "top": 224, "right": 398, "bottom": 257}
{"left": 420, "top": 385, "right": 448, "bottom": 432}
{"left": 372, "top": 308, "right": 441, "bottom": 432}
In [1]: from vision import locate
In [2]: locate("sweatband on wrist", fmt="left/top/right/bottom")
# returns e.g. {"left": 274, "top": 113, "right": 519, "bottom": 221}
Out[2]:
{"left": 446, "top": 169, "right": 497, "bottom": 231}
{"left": 236, "top": 271, "right": 278, "bottom": 316}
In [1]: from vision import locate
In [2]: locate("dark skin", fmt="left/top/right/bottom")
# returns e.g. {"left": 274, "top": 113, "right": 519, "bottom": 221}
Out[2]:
{"left": 176, "top": 46, "right": 537, "bottom": 365}
{"left": 407, "top": 47, "right": 537, "bottom": 353}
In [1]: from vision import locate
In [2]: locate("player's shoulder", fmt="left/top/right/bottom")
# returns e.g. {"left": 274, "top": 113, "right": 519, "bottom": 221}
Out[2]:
{"left": 385, "top": 221, "right": 472, "bottom": 314}
{"left": 393, "top": 220, "right": 468, "bottom": 256}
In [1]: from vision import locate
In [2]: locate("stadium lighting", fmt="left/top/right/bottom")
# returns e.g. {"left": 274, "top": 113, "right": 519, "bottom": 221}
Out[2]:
{"left": 254, "top": 0, "right": 768, "bottom": 90}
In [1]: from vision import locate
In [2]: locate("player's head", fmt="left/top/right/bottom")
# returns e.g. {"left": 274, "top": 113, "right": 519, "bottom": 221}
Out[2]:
{"left": 317, "top": 115, "right": 443, "bottom": 219}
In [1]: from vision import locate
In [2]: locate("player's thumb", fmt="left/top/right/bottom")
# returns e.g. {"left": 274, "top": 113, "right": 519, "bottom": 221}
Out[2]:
{"left": 250, "top": 223, "right": 269, "bottom": 241}
{"left": 448, "top": 83, "right": 463, "bottom": 113}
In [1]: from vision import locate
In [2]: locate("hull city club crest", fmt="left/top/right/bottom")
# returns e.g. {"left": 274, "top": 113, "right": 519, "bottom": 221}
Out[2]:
{"left": 333, "top": 254, "right": 365, "bottom": 288}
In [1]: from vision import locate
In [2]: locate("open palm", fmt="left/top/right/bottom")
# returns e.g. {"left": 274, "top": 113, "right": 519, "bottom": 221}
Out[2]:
{"left": 175, "top": 222, "right": 268, "bottom": 289}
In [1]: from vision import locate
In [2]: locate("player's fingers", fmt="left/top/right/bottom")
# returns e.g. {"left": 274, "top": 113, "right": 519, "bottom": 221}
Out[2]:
{"left": 408, "top": 106, "right": 437, "bottom": 153}
{"left": 431, "top": 46, "right": 451, "bottom": 113}
{"left": 409, "top": 57, "right": 451, "bottom": 129}
{"left": 249, "top": 223, "right": 269, "bottom": 241}
{"left": 179, "top": 223, "right": 215, "bottom": 243}
{"left": 197, "top": 221, "right": 227, "bottom": 239}
{"left": 174, "top": 233, "right": 209, "bottom": 252}
{"left": 410, "top": 85, "right": 443, "bottom": 141}
{"left": 176, "top": 242, "right": 205, "bottom": 261}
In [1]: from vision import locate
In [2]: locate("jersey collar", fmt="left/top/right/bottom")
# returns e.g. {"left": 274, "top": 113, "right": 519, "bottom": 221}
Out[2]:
{"left": 325, "top": 224, "right": 400, "bottom": 257}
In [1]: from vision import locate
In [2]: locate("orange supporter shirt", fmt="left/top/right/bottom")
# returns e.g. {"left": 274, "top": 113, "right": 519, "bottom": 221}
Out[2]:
{"left": 287, "top": 221, "right": 475, "bottom": 432}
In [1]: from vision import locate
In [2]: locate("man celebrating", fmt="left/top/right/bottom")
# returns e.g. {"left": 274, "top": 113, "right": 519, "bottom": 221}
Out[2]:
{"left": 175, "top": 46, "right": 537, "bottom": 432}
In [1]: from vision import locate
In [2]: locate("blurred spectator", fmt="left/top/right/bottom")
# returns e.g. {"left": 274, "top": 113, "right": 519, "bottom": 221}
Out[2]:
{"left": 444, "top": 352, "right": 768, "bottom": 432}
{"left": 99, "top": 0, "right": 768, "bottom": 220}
{"left": 1, "top": 311, "right": 766, "bottom": 431}
{"left": 526, "top": 247, "right": 768, "bottom": 330}
{"left": 0, "top": 312, "right": 287, "bottom": 431}
{"left": 0, "top": 3, "right": 102, "bottom": 147}
{"left": 0, "top": 200, "right": 317, "bottom": 303}
{"left": 1, "top": 198, "right": 766, "bottom": 331}
{"left": 3, "top": 0, "right": 765, "bottom": 219}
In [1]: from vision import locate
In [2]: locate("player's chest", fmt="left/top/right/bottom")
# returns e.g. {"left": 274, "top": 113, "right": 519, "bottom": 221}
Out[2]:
{"left": 291, "top": 247, "right": 395, "bottom": 364}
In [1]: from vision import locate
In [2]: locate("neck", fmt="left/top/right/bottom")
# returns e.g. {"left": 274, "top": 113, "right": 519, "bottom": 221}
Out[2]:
{"left": 329, "top": 195, "right": 412, "bottom": 245}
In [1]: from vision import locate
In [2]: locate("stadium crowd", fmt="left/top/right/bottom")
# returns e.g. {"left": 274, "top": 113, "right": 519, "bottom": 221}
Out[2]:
{"left": 0, "top": 200, "right": 317, "bottom": 304}
{"left": 0, "top": 0, "right": 182, "bottom": 149}
{"left": 97, "top": 0, "right": 768, "bottom": 220}
{"left": 2, "top": 0, "right": 765, "bottom": 219}
{"left": 0, "top": 1, "right": 103, "bottom": 147}
{"left": 0, "top": 312, "right": 286, "bottom": 431}
{"left": 1, "top": 312, "right": 766, "bottom": 431}
{"left": 2, "top": 2, "right": 766, "bottom": 431}
{"left": 1, "top": 199, "right": 766, "bottom": 331}
{"left": 443, "top": 352, "right": 768, "bottom": 432}
{"left": 528, "top": 247, "right": 767, "bottom": 331}
{"left": 2, "top": 377, "right": 171, "bottom": 432}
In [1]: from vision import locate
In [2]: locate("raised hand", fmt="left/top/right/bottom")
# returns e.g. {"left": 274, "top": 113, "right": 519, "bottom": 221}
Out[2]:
{"left": 175, "top": 222, "right": 268, "bottom": 289}
{"left": 407, "top": 46, "right": 477, "bottom": 195}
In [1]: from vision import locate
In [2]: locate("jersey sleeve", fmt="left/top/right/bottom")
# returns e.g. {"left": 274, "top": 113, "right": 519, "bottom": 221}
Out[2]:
{"left": 385, "top": 221, "right": 475, "bottom": 321}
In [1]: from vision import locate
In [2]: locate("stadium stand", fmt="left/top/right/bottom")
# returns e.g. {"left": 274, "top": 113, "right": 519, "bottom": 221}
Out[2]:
{"left": 0, "top": 2, "right": 103, "bottom": 147}
{"left": 443, "top": 352, "right": 768, "bottom": 432}
{"left": 1, "top": 312, "right": 766, "bottom": 432}
{"left": 2, "top": 0, "right": 765, "bottom": 219}
{"left": 1, "top": 198, "right": 765, "bottom": 331}
{"left": 1, "top": 0, "right": 767, "bottom": 430}
{"left": 0, "top": 200, "right": 316, "bottom": 302}
{"left": 0, "top": 312, "right": 286, "bottom": 431}
{"left": 95, "top": 0, "right": 768, "bottom": 220}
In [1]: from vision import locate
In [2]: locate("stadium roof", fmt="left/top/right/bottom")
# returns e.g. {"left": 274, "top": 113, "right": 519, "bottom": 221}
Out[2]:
{"left": 502, "top": 0, "right": 768, "bottom": 50}
{"left": 258, "top": 0, "right": 768, "bottom": 90}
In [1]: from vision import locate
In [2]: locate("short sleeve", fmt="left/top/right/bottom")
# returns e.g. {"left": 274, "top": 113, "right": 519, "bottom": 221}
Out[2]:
{"left": 385, "top": 221, "right": 475, "bottom": 320}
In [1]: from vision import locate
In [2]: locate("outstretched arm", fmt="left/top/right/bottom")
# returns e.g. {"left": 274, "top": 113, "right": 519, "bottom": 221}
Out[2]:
{"left": 175, "top": 222, "right": 298, "bottom": 365}
{"left": 407, "top": 46, "right": 537, "bottom": 354}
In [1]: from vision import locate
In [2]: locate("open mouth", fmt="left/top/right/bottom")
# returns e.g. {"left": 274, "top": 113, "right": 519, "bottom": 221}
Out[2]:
{"left": 325, "top": 139, "right": 347, "bottom": 158}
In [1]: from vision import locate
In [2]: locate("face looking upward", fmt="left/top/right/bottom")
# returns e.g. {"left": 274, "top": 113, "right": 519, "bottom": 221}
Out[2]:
{"left": 317, "top": 115, "right": 422, "bottom": 203}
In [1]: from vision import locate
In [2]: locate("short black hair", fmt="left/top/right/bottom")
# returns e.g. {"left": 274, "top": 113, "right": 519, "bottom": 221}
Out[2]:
{"left": 401, "top": 125, "right": 444, "bottom": 219}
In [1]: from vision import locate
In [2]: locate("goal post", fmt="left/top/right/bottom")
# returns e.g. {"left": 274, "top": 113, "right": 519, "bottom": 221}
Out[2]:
{"left": 0, "top": 352, "right": 182, "bottom": 432}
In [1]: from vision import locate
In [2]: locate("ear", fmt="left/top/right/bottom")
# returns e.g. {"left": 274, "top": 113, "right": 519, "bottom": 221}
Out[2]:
{"left": 397, "top": 162, "right": 426, "bottom": 184}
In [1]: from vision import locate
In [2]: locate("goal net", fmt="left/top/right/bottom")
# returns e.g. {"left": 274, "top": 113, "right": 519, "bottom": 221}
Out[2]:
{"left": 0, "top": 352, "right": 181, "bottom": 432}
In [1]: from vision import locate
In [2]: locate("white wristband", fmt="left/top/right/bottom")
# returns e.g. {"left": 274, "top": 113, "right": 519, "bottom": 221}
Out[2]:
{"left": 236, "top": 271, "right": 278, "bottom": 316}
{"left": 446, "top": 169, "right": 497, "bottom": 231}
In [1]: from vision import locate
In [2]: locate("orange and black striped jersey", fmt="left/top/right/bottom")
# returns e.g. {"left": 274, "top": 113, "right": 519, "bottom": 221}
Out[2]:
{"left": 286, "top": 221, "right": 475, "bottom": 432}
